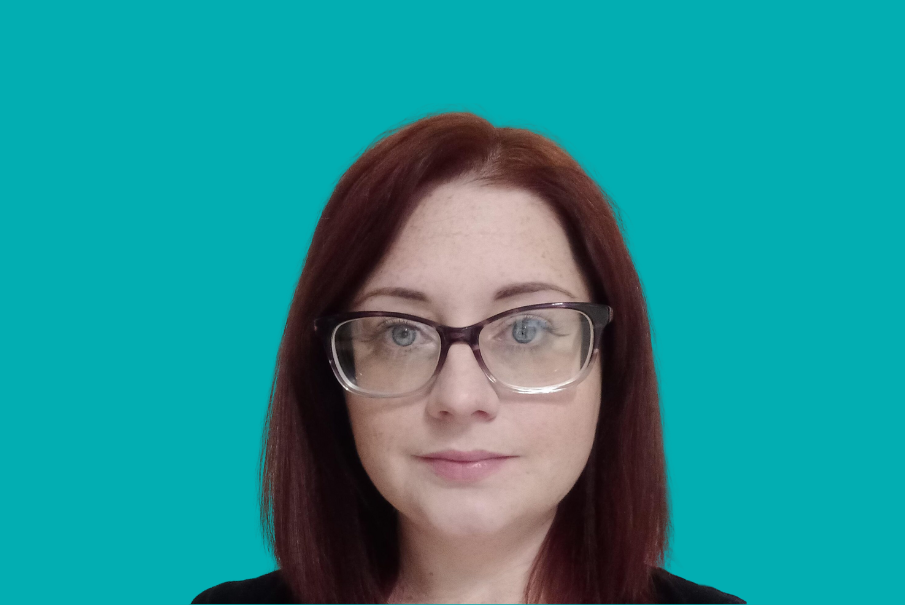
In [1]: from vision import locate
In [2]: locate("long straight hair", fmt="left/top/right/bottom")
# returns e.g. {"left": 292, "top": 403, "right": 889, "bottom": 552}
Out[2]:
{"left": 261, "top": 113, "right": 668, "bottom": 603}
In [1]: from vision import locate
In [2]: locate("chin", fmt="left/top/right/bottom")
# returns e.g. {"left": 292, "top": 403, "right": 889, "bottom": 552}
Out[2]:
{"left": 412, "top": 494, "right": 526, "bottom": 538}
{"left": 427, "top": 512, "right": 512, "bottom": 538}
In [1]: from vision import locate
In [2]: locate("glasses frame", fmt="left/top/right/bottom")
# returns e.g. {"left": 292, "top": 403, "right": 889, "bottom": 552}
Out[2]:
{"left": 313, "top": 302, "right": 613, "bottom": 398}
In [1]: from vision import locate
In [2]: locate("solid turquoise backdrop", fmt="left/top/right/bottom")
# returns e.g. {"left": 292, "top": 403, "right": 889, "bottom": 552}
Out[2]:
{"left": 2, "top": 2, "right": 902, "bottom": 603}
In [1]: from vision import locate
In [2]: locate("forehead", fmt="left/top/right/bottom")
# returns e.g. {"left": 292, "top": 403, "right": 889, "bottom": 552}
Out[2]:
{"left": 351, "top": 180, "right": 593, "bottom": 318}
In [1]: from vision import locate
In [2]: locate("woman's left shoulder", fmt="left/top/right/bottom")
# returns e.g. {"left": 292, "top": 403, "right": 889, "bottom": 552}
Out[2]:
{"left": 191, "top": 570, "right": 295, "bottom": 604}
{"left": 650, "top": 567, "right": 746, "bottom": 604}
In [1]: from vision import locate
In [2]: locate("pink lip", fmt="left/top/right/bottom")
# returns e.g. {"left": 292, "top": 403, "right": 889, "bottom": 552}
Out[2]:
{"left": 422, "top": 449, "right": 509, "bottom": 462}
{"left": 418, "top": 450, "right": 514, "bottom": 482}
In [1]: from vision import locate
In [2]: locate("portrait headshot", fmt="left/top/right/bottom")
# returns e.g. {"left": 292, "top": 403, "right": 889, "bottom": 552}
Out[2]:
{"left": 3, "top": 3, "right": 899, "bottom": 605}
{"left": 191, "top": 112, "right": 745, "bottom": 604}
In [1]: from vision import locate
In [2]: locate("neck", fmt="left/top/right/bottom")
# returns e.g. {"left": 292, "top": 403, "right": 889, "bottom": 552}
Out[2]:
{"left": 388, "top": 512, "right": 555, "bottom": 604}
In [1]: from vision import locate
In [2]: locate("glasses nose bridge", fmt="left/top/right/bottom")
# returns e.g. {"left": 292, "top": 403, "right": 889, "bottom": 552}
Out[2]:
{"left": 441, "top": 325, "right": 481, "bottom": 350}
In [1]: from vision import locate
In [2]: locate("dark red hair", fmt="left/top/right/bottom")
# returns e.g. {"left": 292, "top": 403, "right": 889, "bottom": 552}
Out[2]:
{"left": 261, "top": 112, "right": 669, "bottom": 603}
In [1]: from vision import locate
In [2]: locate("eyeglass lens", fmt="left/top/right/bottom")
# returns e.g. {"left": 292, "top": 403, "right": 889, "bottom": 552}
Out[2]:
{"left": 331, "top": 308, "right": 593, "bottom": 396}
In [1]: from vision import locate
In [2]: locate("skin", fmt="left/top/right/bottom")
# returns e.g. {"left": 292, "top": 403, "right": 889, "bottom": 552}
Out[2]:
{"left": 344, "top": 178, "right": 602, "bottom": 604}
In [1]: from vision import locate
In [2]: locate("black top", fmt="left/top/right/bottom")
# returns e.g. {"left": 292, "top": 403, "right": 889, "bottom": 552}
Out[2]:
{"left": 192, "top": 568, "right": 745, "bottom": 604}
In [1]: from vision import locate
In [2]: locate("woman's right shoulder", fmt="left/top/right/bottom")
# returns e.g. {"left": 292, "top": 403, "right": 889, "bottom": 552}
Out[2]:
{"left": 191, "top": 570, "right": 296, "bottom": 604}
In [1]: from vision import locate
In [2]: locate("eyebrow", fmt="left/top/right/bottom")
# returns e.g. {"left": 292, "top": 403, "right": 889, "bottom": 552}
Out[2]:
{"left": 354, "top": 281, "right": 577, "bottom": 306}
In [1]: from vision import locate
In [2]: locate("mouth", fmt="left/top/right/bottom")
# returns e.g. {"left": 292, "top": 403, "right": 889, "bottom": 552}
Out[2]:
{"left": 417, "top": 450, "right": 515, "bottom": 482}
{"left": 420, "top": 449, "right": 511, "bottom": 462}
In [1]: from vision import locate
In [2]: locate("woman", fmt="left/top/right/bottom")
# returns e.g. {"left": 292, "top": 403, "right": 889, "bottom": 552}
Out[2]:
{"left": 192, "top": 113, "right": 745, "bottom": 604}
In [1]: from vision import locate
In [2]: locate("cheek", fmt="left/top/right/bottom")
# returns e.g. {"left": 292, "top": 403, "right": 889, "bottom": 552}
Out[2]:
{"left": 523, "top": 369, "right": 601, "bottom": 488}
{"left": 347, "top": 399, "right": 381, "bottom": 459}
{"left": 344, "top": 396, "right": 409, "bottom": 490}
{"left": 531, "top": 404, "right": 598, "bottom": 467}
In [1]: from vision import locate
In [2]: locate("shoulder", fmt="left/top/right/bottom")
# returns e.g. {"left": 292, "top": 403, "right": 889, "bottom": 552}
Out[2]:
{"left": 191, "top": 570, "right": 295, "bottom": 604}
{"left": 650, "top": 567, "right": 746, "bottom": 604}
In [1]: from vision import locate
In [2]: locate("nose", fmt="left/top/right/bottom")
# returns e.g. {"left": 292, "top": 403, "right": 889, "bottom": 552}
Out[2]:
{"left": 426, "top": 342, "right": 501, "bottom": 421}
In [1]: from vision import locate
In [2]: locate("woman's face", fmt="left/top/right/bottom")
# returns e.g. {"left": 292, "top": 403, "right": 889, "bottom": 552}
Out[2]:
{"left": 344, "top": 179, "right": 602, "bottom": 539}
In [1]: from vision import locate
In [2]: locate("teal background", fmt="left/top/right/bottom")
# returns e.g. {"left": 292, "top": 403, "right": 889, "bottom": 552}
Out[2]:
{"left": 2, "top": 2, "right": 902, "bottom": 603}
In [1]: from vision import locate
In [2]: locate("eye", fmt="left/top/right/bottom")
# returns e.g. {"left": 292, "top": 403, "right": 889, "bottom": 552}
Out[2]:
{"left": 492, "top": 314, "right": 558, "bottom": 348}
{"left": 389, "top": 322, "right": 418, "bottom": 347}
{"left": 510, "top": 316, "right": 547, "bottom": 344}
{"left": 375, "top": 318, "right": 435, "bottom": 349}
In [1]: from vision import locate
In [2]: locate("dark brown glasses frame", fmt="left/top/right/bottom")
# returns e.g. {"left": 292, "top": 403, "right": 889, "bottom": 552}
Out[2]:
{"left": 313, "top": 302, "right": 613, "bottom": 398}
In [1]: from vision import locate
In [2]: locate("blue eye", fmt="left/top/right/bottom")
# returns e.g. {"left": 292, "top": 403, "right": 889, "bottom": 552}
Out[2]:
{"left": 390, "top": 323, "right": 418, "bottom": 347}
{"left": 511, "top": 317, "right": 547, "bottom": 344}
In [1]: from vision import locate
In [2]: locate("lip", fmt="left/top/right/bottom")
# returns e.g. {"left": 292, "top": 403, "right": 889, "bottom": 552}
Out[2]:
{"left": 421, "top": 449, "right": 510, "bottom": 462}
{"left": 418, "top": 450, "right": 515, "bottom": 482}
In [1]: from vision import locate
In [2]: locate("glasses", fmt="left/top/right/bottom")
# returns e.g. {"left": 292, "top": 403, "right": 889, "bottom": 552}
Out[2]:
{"left": 313, "top": 302, "right": 612, "bottom": 398}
